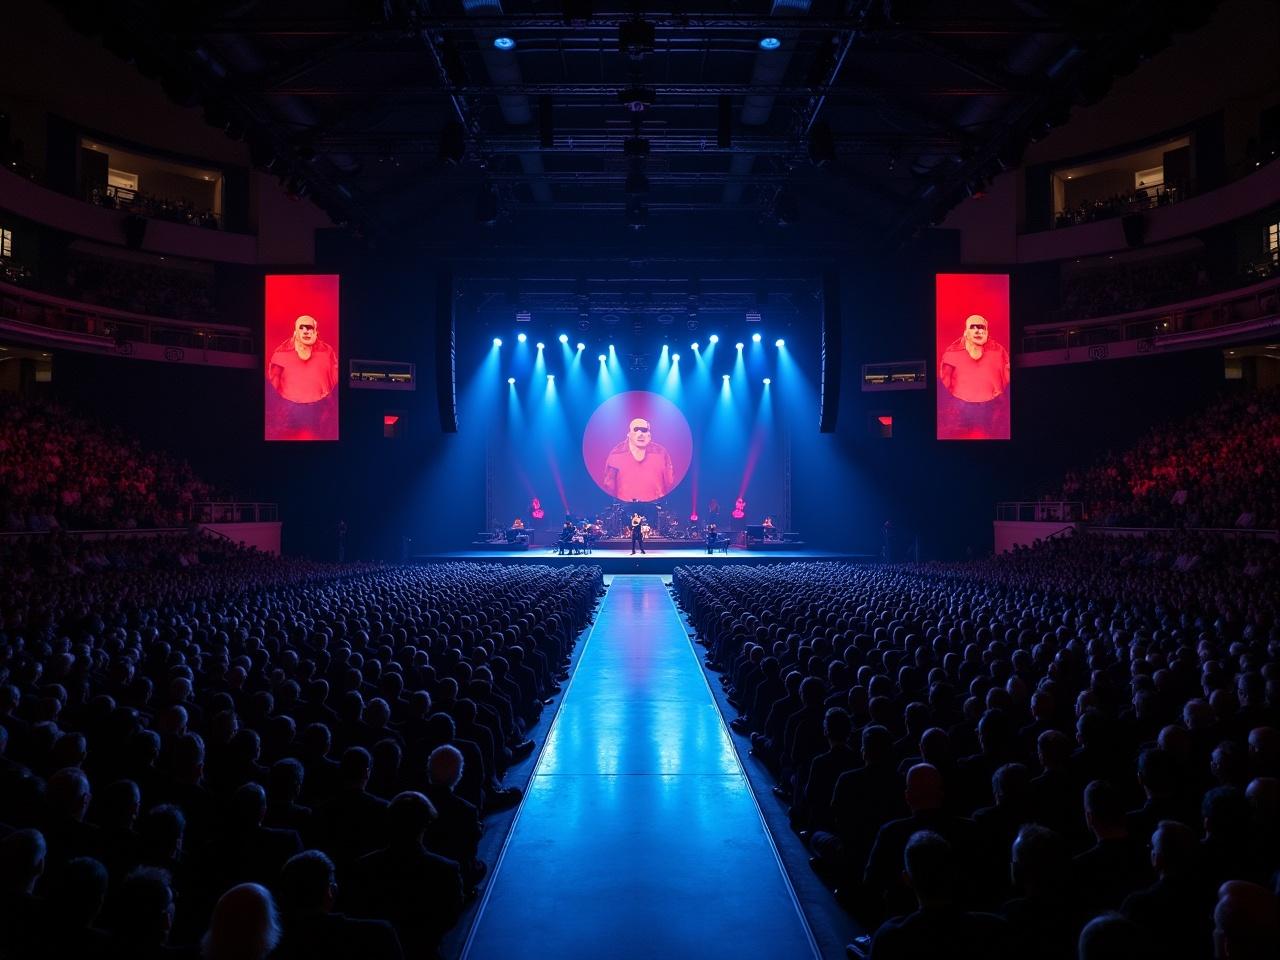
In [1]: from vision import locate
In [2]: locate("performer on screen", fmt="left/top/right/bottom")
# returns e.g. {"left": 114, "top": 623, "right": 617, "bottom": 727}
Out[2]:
{"left": 938, "top": 313, "right": 1010, "bottom": 437}
{"left": 603, "top": 418, "right": 675, "bottom": 502}
{"left": 630, "top": 511, "right": 646, "bottom": 555}
{"left": 268, "top": 314, "right": 339, "bottom": 403}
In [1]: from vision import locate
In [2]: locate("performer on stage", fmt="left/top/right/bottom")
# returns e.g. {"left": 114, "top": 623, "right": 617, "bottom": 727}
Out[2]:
{"left": 630, "top": 511, "right": 646, "bottom": 555}
{"left": 705, "top": 522, "right": 719, "bottom": 555}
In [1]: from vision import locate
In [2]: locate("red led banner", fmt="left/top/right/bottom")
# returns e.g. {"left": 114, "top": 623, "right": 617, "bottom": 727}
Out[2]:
{"left": 936, "top": 273, "right": 1011, "bottom": 441}
{"left": 264, "top": 274, "right": 340, "bottom": 441}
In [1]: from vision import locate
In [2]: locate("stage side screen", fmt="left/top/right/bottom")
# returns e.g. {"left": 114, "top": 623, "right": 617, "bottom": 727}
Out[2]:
{"left": 264, "top": 274, "right": 340, "bottom": 441}
{"left": 935, "top": 273, "right": 1011, "bottom": 441}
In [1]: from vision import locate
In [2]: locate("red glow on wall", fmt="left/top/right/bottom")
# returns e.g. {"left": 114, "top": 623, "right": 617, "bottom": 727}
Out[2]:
{"left": 383, "top": 414, "right": 400, "bottom": 426}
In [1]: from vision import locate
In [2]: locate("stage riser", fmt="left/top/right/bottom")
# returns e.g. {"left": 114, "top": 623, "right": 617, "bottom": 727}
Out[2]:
{"left": 412, "top": 550, "right": 875, "bottom": 575}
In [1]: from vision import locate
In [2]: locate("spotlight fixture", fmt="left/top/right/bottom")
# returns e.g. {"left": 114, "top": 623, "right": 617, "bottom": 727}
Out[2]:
{"left": 722, "top": 374, "right": 730, "bottom": 382}
{"left": 618, "top": 87, "right": 656, "bottom": 113}
{"left": 775, "top": 338, "right": 785, "bottom": 347}
{"left": 493, "top": 36, "right": 516, "bottom": 51}
{"left": 735, "top": 342, "right": 744, "bottom": 350}
{"left": 547, "top": 374, "right": 555, "bottom": 381}
{"left": 558, "top": 333, "right": 569, "bottom": 344}
{"left": 576, "top": 342, "right": 585, "bottom": 351}
{"left": 691, "top": 342, "right": 699, "bottom": 351}
{"left": 598, "top": 354, "right": 606, "bottom": 362}
{"left": 536, "top": 342, "right": 545, "bottom": 350}
{"left": 763, "top": 377, "right": 772, "bottom": 385}
{"left": 759, "top": 37, "right": 782, "bottom": 51}
{"left": 517, "top": 333, "right": 527, "bottom": 343}
{"left": 507, "top": 377, "right": 515, "bottom": 385}
{"left": 493, "top": 337, "right": 503, "bottom": 347}
{"left": 709, "top": 334, "right": 719, "bottom": 344}
{"left": 752, "top": 333, "right": 762, "bottom": 343}
{"left": 672, "top": 353, "right": 680, "bottom": 362}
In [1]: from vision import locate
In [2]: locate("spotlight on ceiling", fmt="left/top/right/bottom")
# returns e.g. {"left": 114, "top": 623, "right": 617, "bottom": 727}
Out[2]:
{"left": 598, "top": 353, "right": 606, "bottom": 362}
{"left": 493, "top": 337, "right": 503, "bottom": 347}
{"left": 691, "top": 342, "right": 699, "bottom": 351}
{"left": 507, "top": 377, "right": 515, "bottom": 384}
{"left": 708, "top": 334, "right": 719, "bottom": 344}
{"left": 517, "top": 333, "right": 527, "bottom": 343}
{"left": 763, "top": 377, "right": 771, "bottom": 385}
{"left": 547, "top": 374, "right": 555, "bottom": 381}
{"left": 722, "top": 374, "right": 730, "bottom": 382}
{"left": 493, "top": 36, "right": 516, "bottom": 51}
{"left": 759, "top": 36, "right": 782, "bottom": 51}
{"left": 576, "top": 342, "right": 585, "bottom": 351}
{"left": 735, "top": 341, "right": 744, "bottom": 351}
{"left": 752, "top": 332, "right": 762, "bottom": 343}
{"left": 558, "top": 333, "right": 569, "bottom": 344}
{"left": 536, "top": 341, "right": 545, "bottom": 350}
{"left": 672, "top": 353, "right": 680, "bottom": 362}
{"left": 775, "top": 338, "right": 785, "bottom": 348}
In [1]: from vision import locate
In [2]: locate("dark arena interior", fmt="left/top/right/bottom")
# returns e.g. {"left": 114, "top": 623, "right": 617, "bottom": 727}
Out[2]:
{"left": 2, "top": 2, "right": 1280, "bottom": 958}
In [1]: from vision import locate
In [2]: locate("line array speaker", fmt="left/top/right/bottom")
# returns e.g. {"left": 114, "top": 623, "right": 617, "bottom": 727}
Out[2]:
{"left": 819, "top": 266, "right": 841, "bottom": 433}
{"left": 435, "top": 271, "right": 458, "bottom": 433}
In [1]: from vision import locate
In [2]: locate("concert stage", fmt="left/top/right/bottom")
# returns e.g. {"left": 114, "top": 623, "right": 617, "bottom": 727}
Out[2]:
{"left": 412, "top": 546, "right": 876, "bottom": 574}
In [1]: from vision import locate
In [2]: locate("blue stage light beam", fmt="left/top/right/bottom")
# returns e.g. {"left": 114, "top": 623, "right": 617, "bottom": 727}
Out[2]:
{"left": 493, "top": 337, "right": 503, "bottom": 347}
{"left": 517, "top": 332, "right": 527, "bottom": 343}
{"left": 752, "top": 332, "right": 762, "bottom": 343}
{"left": 558, "top": 333, "right": 568, "bottom": 344}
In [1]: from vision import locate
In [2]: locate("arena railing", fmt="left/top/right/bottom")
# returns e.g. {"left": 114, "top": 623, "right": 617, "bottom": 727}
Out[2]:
{"left": 0, "top": 278, "right": 253, "bottom": 354}
{"left": 193, "top": 502, "right": 279, "bottom": 523}
{"left": 1021, "top": 270, "right": 1280, "bottom": 354}
{"left": 995, "top": 502, "right": 1084, "bottom": 522}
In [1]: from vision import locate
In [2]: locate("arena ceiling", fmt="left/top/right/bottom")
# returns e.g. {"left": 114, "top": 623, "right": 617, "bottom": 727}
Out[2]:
{"left": 50, "top": 0, "right": 1219, "bottom": 242}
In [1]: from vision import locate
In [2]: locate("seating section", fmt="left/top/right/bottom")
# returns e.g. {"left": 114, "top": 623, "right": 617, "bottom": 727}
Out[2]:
{"left": 63, "top": 253, "right": 218, "bottom": 323}
{"left": 676, "top": 535, "right": 1280, "bottom": 956}
{"left": 0, "top": 395, "right": 222, "bottom": 531}
{"left": 1051, "top": 387, "right": 1280, "bottom": 529}
{"left": 0, "top": 555, "right": 602, "bottom": 959}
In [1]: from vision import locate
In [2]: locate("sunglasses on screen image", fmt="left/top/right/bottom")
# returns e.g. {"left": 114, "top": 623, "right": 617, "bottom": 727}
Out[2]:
{"left": 297, "top": 324, "right": 316, "bottom": 331}
{"left": 631, "top": 426, "right": 651, "bottom": 433}
{"left": 968, "top": 324, "right": 987, "bottom": 330}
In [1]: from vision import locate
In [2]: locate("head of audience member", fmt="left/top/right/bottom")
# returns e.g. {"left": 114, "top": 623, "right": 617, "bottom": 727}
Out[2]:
{"left": 201, "top": 882, "right": 282, "bottom": 960}
{"left": 1213, "top": 881, "right": 1280, "bottom": 960}
{"left": 904, "top": 763, "right": 944, "bottom": 814}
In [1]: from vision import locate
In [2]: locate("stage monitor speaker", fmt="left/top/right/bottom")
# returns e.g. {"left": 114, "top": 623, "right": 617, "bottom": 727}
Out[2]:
{"left": 435, "top": 271, "right": 458, "bottom": 433}
{"left": 1121, "top": 212, "right": 1146, "bottom": 247}
{"left": 819, "top": 266, "right": 841, "bottom": 432}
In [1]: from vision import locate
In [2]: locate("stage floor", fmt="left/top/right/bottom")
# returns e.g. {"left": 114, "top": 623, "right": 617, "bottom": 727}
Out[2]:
{"left": 413, "top": 547, "right": 875, "bottom": 574}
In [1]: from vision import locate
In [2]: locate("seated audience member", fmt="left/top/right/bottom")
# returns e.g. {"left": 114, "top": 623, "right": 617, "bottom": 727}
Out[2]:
{"left": 352, "top": 791, "right": 465, "bottom": 959}
{"left": 1072, "top": 780, "right": 1152, "bottom": 915}
{"left": 423, "top": 745, "right": 485, "bottom": 891}
{"left": 0, "top": 829, "right": 47, "bottom": 956}
{"left": 1077, "top": 912, "right": 1151, "bottom": 960}
{"left": 201, "top": 882, "right": 281, "bottom": 960}
{"left": 863, "top": 763, "right": 975, "bottom": 920}
{"left": 1122, "top": 821, "right": 1213, "bottom": 960}
{"left": 864, "top": 830, "right": 1011, "bottom": 960}
{"left": 275, "top": 849, "right": 402, "bottom": 960}
{"left": 110, "top": 866, "right": 192, "bottom": 959}
{"left": 1000, "top": 825, "right": 1077, "bottom": 960}
{"left": 39, "top": 855, "right": 112, "bottom": 959}
{"left": 1212, "top": 881, "right": 1280, "bottom": 960}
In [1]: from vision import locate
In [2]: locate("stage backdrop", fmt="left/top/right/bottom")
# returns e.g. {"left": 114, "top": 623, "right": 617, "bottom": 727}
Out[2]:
{"left": 935, "top": 273, "right": 1011, "bottom": 441}
{"left": 487, "top": 363, "right": 788, "bottom": 539}
{"left": 264, "top": 274, "right": 340, "bottom": 441}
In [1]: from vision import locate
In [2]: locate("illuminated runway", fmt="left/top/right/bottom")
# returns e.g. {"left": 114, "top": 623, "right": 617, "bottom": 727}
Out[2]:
{"left": 462, "top": 574, "right": 819, "bottom": 960}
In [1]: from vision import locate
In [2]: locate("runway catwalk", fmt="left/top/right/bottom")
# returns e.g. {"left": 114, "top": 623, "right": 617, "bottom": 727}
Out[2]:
{"left": 462, "top": 574, "right": 818, "bottom": 960}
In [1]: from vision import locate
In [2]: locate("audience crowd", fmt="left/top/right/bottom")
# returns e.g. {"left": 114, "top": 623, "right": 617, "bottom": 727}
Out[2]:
{"left": 1057, "top": 254, "right": 1208, "bottom": 322}
{"left": 0, "top": 395, "right": 224, "bottom": 532}
{"left": 88, "top": 187, "right": 221, "bottom": 230}
{"left": 63, "top": 254, "right": 218, "bottom": 324}
{"left": 675, "top": 530, "right": 1280, "bottom": 959}
{"left": 0, "top": 552, "right": 602, "bottom": 959}
{"left": 1052, "top": 387, "right": 1280, "bottom": 529}
{"left": 1053, "top": 183, "right": 1181, "bottom": 230}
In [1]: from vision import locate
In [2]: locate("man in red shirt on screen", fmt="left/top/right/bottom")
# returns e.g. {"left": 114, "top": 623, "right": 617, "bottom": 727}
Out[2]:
{"left": 938, "top": 313, "right": 1011, "bottom": 438}
{"left": 602, "top": 417, "right": 675, "bottom": 502}
{"left": 939, "top": 314, "right": 1010, "bottom": 402}
{"left": 268, "top": 314, "right": 339, "bottom": 404}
